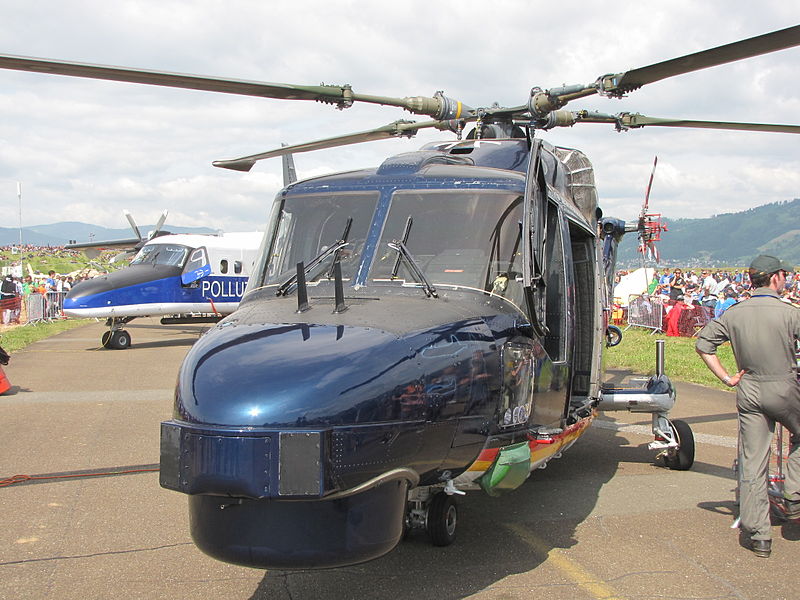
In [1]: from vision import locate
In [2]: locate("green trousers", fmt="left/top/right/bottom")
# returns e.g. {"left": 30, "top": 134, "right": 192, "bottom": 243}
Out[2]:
{"left": 737, "top": 376, "right": 800, "bottom": 541}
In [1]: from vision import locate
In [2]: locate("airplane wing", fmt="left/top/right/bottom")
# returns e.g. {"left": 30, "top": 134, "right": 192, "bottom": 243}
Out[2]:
{"left": 65, "top": 237, "right": 142, "bottom": 251}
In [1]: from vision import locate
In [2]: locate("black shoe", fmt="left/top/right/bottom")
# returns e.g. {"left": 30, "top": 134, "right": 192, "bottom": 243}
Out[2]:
{"left": 785, "top": 498, "right": 800, "bottom": 519}
{"left": 750, "top": 539, "right": 771, "bottom": 558}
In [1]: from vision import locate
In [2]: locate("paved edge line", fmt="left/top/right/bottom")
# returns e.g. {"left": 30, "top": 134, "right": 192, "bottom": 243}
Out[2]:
{"left": 504, "top": 523, "right": 628, "bottom": 600}
{"left": 595, "top": 419, "right": 737, "bottom": 448}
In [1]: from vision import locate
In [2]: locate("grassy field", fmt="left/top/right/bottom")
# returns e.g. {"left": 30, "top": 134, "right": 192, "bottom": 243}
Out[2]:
{"left": 0, "top": 319, "right": 91, "bottom": 353}
{"left": 605, "top": 326, "right": 736, "bottom": 391}
{"left": 0, "top": 249, "right": 121, "bottom": 276}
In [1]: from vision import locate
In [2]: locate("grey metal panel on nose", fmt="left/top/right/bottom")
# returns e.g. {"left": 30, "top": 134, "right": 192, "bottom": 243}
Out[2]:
{"left": 279, "top": 431, "right": 322, "bottom": 496}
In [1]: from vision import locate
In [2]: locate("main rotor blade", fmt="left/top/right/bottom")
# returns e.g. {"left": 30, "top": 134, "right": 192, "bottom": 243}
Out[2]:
{"left": 618, "top": 114, "right": 800, "bottom": 134}
{"left": 213, "top": 120, "right": 452, "bottom": 172}
{"left": 0, "top": 53, "right": 348, "bottom": 100}
{"left": 0, "top": 53, "right": 469, "bottom": 118}
{"left": 572, "top": 111, "right": 800, "bottom": 134}
{"left": 609, "top": 24, "right": 800, "bottom": 93}
{"left": 540, "top": 25, "right": 800, "bottom": 114}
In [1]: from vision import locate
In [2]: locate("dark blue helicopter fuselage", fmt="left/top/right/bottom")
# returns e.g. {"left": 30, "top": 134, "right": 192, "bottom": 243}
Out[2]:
{"left": 160, "top": 141, "right": 588, "bottom": 569}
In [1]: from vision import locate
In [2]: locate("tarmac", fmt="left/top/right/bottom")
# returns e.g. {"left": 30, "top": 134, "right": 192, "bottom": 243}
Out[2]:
{"left": 1, "top": 318, "right": 798, "bottom": 600}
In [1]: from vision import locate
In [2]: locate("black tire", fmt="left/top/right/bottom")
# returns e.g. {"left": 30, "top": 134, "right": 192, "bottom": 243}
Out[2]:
{"left": 427, "top": 492, "right": 457, "bottom": 546}
{"left": 101, "top": 330, "right": 113, "bottom": 349}
{"left": 605, "top": 325, "right": 623, "bottom": 347}
{"left": 110, "top": 329, "right": 131, "bottom": 350}
{"left": 664, "top": 419, "right": 695, "bottom": 471}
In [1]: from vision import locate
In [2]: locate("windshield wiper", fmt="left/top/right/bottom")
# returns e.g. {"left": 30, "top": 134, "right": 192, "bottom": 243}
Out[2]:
{"left": 276, "top": 218, "right": 353, "bottom": 296}
{"left": 387, "top": 216, "right": 438, "bottom": 298}
{"left": 387, "top": 241, "right": 438, "bottom": 298}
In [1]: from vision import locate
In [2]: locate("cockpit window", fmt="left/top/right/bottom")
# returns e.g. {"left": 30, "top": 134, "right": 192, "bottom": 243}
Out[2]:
{"left": 261, "top": 192, "right": 379, "bottom": 286}
{"left": 130, "top": 244, "right": 191, "bottom": 267}
{"left": 372, "top": 190, "right": 524, "bottom": 303}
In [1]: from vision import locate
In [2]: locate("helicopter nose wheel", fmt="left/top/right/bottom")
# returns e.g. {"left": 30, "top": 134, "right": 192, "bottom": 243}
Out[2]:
{"left": 426, "top": 492, "right": 458, "bottom": 546}
{"left": 102, "top": 329, "right": 131, "bottom": 350}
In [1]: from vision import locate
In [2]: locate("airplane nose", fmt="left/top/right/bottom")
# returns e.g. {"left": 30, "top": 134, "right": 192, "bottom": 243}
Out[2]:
{"left": 64, "top": 275, "right": 114, "bottom": 301}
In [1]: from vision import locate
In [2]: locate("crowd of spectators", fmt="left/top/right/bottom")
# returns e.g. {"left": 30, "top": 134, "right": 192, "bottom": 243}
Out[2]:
{"left": 0, "top": 244, "right": 111, "bottom": 326}
{"left": 614, "top": 267, "right": 800, "bottom": 337}
{"left": 0, "top": 243, "right": 88, "bottom": 262}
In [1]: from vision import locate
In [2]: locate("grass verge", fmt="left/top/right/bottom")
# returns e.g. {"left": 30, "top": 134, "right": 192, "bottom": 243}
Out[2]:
{"left": 0, "top": 319, "right": 92, "bottom": 353}
{"left": 604, "top": 326, "right": 736, "bottom": 391}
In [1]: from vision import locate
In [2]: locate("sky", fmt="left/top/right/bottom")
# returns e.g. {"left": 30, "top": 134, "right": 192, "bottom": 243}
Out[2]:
{"left": 0, "top": 1, "right": 797, "bottom": 235}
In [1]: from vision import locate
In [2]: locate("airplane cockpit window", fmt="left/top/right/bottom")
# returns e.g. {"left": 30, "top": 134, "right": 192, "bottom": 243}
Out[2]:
{"left": 261, "top": 192, "right": 379, "bottom": 286}
{"left": 371, "top": 190, "right": 524, "bottom": 306}
{"left": 131, "top": 244, "right": 191, "bottom": 267}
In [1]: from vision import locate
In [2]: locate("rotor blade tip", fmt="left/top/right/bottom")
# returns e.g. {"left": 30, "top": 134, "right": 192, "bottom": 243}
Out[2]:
{"left": 213, "top": 159, "right": 256, "bottom": 172}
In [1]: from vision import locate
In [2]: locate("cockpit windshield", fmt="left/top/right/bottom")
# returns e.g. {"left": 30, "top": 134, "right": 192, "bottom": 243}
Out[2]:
{"left": 130, "top": 244, "right": 191, "bottom": 267}
{"left": 371, "top": 190, "right": 524, "bottom": 302}
{"left": 261, "top": 191, "right": 378, "bottom": 286}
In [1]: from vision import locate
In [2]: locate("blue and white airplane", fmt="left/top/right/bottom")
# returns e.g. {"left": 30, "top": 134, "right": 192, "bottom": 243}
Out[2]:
{"left": 63, "top": 153, "right": 296, "bottom": 349}
{"left": 64, "top": 231, "right": 263, "bottom": 348}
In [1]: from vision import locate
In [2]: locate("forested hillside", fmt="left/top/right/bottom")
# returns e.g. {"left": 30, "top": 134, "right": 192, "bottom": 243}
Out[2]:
{"left": 618, "top": 199, "right": 800, "bottom": 267}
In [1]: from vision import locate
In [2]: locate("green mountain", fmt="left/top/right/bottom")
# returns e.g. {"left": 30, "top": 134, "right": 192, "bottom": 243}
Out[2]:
{"left": 0, "top": 221, "right": 217, "bottom": 246}
{"left": 617, "top": 199, "right": 800, "bottom": 268}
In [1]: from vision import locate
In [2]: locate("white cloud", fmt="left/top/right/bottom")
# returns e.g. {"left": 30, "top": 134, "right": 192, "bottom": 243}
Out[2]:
{"left": 0, "top": 1, "right": 797, "bottom": 231}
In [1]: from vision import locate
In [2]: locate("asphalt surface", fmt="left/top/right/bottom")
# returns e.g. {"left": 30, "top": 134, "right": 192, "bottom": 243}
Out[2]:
{"left": 1, "top": 318, "right": 798, "bottom": 600}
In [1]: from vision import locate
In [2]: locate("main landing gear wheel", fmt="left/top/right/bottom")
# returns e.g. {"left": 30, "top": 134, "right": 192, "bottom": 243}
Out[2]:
{"left": 103, "top": 329, "right": 131, "bottom": 350}
{"left": 664, "top": 418, "right": 695, "bottom": 471}
{"left": 101, "top": 330, "right": 113, "bottom": 348}
{"left": 605, "top": 324, "right": 623, "bottom": 347}
{"left": 427, "top": 492, "right": 457, "bottom": 546}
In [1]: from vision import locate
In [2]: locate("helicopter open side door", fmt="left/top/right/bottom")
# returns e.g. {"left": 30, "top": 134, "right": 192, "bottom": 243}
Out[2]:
{"left": 521, "top": 138, "right": 548, "bottom": 338}
{"left": 181, "top": 246, "right": 212, "bottom": 285}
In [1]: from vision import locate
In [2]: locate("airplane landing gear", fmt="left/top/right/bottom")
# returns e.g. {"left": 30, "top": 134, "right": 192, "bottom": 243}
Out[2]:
{"left": 102, "top": 317, "right": 135, "bottom": 349}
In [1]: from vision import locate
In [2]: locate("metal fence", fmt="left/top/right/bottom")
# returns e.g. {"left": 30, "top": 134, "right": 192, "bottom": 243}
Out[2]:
{"left": 0, "top": 296, "right": 21, "bottom": 325}
{"left": 25, "top": 292, "right": 67, "bottom": 324}
{"left": 626, "top": 295, "right": 664, "bottom": 333}
{"left": 626, "top": 294, "right": 714, "bottom": 337}
{"left": 1, "top": 292, "right": 70, "bottom": 326}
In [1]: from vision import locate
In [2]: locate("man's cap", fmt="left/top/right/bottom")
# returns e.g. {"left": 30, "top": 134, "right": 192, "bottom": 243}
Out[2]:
{"left": 749, "top": 254, "right": 794, "bottom": 275}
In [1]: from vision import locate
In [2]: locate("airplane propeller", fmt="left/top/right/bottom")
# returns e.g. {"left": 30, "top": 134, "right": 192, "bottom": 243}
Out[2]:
{"left": 68, "top": 209, "right": 170, "bottom": 261}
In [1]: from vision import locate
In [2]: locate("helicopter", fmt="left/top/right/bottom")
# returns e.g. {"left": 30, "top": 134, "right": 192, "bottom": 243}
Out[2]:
{"left": 1, "top": 24, "right": 799, "bottom": 570}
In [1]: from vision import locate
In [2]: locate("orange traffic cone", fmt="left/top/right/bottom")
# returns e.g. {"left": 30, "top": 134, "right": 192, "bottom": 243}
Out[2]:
{"left": 0, "top": 365, "right": 10, "bottom": 395}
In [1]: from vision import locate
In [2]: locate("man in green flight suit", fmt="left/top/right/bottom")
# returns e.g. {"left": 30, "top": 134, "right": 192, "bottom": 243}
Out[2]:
{"left": 695, "top": 255, "right": 800, "bottom": 558}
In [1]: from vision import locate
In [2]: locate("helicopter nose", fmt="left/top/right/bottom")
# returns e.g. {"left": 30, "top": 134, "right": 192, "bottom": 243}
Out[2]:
{"left": 175, "top": 320, "right": 424, "bottom": 427}
{"left": 165, "top": 319, "right": 426, "bottom": 568}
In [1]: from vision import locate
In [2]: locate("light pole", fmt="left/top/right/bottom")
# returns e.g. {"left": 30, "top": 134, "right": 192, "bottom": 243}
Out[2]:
{"left": 17, "top": 181, "right": 22, "bottom": 248}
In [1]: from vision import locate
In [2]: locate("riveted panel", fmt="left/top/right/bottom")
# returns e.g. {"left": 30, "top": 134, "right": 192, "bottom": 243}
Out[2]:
{"left": 279, "top": 432, "right": 323, "bottom": 496}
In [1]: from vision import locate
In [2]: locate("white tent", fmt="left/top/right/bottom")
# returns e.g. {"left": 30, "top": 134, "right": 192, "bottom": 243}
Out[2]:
{"left": 613, "top": 268, "right": 655, "bottom": 306}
